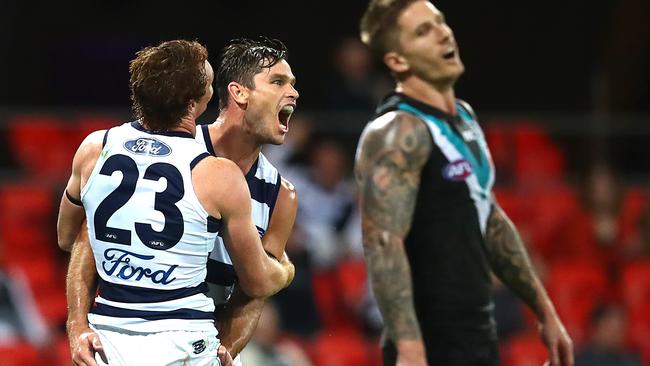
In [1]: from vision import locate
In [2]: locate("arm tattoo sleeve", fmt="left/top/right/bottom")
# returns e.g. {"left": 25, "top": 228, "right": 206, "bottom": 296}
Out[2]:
{"left": 485, "top": 203, "right": 544, "bottom": 318}
{"left": 355, "top": 112, "right": 431, "bottom": 341}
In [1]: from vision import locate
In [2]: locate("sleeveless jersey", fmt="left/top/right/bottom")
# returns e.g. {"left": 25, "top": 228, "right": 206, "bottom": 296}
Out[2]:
{"left": 373, "top": 93, "right": 498, "bottom": 344}
{"left": 82, "top": 121, "right": 219, "bottom": 333}
{"left": 195, "top": 124, "right": 282, "bottom": 301}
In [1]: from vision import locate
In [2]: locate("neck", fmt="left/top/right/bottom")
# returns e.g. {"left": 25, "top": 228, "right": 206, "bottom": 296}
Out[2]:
{"left": 397, "top": 76, "right": 457, "bottom": 114}
{"left": 209, "top": 109, "right": 262, "bottom": 174}
{"left": 141, "top": 116, "right": 197, "bottom": 136}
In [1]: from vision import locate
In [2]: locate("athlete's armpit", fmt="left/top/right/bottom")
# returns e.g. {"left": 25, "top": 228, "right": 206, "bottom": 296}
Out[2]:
{"left": 485, "top": 202, "right": 544, "bottom": 318}
{"left": 354, "top": 111, "right": 431, "bottom": 342}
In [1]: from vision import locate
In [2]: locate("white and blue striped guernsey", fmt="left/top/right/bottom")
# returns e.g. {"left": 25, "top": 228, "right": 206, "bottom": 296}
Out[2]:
{"left": 195, "top": 124, "right": 282, "bottom": 300}
{"left": 81, "top": 121, "right": 220, "bottom": 333}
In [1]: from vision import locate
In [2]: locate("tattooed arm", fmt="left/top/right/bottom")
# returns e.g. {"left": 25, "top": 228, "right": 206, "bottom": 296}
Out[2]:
{"left": 485, "top": 201, "right": 574, "bottom": 366}
{"left": 354, "top": 111, "right": 431, "bottom": 366}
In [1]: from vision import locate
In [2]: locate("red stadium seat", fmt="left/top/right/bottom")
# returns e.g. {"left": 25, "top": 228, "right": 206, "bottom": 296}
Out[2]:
{"left": 513, "top": 122, "right": 566, "bottom": 186}
{"left": 0, "top": 224, "right": 54, "bottom": 264}
{"left": 7, "top": 115, "right": 75, "bottom": 182}
{"left": 311, "top": 329, "right": 371, "bottom": 366}
{"left": 311, "top": 269, "right": 362, "bottom": 331}
{"left": 74, "top": 115, "right": 118, "bottom": 147}
{"left": 484, "top": 123, "right": 515, "bottom": 180}
{"left": 526, "top": 184, "right": 580, "bottom": 262}
{"left": 336, "top": 259, "right": 368, "bottom": 309}
{"left": 621, "top": 261, "right": 650, "bottom": 350}
{"left": 546, "top": 261, "right": 609, "bottom": 346}
{"left": 54, "top": 333, "right": 72, "bottom": 366}
{"left": 0, "top": 182, "right": 54, "bottom": 222}
{"left": 504, "top": 333, "right": 548, "bottom": 366}
{"left": 9, "top": 257, "right": 67, "bottom": 326}
{"left": 0, "top": 342, "right": 46, "bottom": 366}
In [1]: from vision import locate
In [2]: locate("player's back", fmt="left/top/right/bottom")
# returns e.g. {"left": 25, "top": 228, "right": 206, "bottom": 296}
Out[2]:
{"left": 81, "top": 121, "right": 219, "bottom": 333}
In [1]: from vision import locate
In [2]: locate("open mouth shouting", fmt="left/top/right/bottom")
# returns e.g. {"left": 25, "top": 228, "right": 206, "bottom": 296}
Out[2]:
{"left": 278, "top": 103, "right": 295, "bottom": 133}
{"left": 442, "top": 46, "right": 456, "bottom": 60}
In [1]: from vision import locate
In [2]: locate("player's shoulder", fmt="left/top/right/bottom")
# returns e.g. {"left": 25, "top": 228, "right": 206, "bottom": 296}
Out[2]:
{"left": 195, "top": 155, "right": 241, "bottom": 175}
{"left": 370, "top": 109, "right": 423, "bottom": 127}
{"left": 362, "top": 110, "right": 430, "bottom": 146}
{"left": 75, "top": 129, "right": 107, "bottom": 161}
{"left": 279, "top": 176, "right": 297, "bottom": 201}
{"left": 192, "top": 156, "right": 247, "bottom": 210}
{"left": 356, "top": 109, "right": 432, "bottom": 172}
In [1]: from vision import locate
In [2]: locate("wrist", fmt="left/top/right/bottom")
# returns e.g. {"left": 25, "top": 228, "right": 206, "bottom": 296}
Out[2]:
{"left": 396, "top": 338, "right": 425, "bottom": 354}
{"left": 66, "top": 318, "right": 90, "bottom": 333}
{"left": 538, "top": 301, "right": 559, "bottom": 324}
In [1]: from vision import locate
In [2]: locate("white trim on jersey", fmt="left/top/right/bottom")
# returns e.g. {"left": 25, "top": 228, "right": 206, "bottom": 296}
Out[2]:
{"left": 95, "top": 293, "right": 215, "bottom": 313}
{"left": 420, "top": 114, "right": 494, "bottom": 235}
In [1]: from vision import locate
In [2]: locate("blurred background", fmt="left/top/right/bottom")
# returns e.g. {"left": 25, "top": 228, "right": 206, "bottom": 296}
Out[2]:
{"left": 0, "top": 0, "right": 649, "bottom": 365}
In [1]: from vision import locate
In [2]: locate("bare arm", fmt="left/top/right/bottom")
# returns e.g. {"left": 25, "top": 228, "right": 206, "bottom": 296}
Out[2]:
{"left": 56, "top": 130, "right": 107, "bottom": 364}
{"left": 354, "top": 112, "right": 431, "bottom": 358}
{"left": 66, "top": 222, "right": 97, "bottom": 333}
{"left": 217, "top": 178, "right": 298, "bottom": 357}
{"left": 65, "top": 222, "right": 107, "bottom": 365}
{"left": 193, "top": 157, "right": 294, "bottom": 299}
{"left": 57, "top": 130, "right": 104, "bottom": 251}
{"left": 485, "top": 200, "right": 573, "bottom": 366}
{"left": 485, "top": 202, "right": 549, "bottom": 317}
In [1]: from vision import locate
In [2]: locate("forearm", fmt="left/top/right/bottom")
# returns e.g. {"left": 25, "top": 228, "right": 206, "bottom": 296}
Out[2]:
{"left": 66, "top": 232, "right": 98, "bottom": 333}
{"left": 485, "top": 205, "right": 555, "bottom": 320}
{"left": 363, "top": 223, "right": 421, "bottom": 342}
{"left": 216, "top": 287, "right": 266, "bottom": 357}
{"left": 263, "top": 255, "right": 294, "bottom": 296}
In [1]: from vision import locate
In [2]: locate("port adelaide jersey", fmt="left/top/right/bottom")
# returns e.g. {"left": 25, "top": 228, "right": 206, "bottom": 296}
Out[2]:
{"left": 82, "top": 121, "right": 219, "bottom": 333}
{"left": 373, "top": 93, "right": 498, "bottom": 336}
{"left": 195, "top": 124, "right": 282, "bottom": 302}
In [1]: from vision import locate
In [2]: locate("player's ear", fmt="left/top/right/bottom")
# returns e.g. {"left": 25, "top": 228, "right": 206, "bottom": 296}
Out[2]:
{"left": 188, "top": 99, "right": 198, "bottom": 116}
{"left": 227, "top": 82, "right": 249, "bottom": 105}
{"left": 384, "top": 51, "right": 409, "bottom": 74}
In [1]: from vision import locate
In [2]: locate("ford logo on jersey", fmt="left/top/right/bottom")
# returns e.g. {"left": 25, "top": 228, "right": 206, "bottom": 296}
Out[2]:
{"left": 102, "top": 248, "right": 177, "bottom": 285}
{"left": 442, "top": 159, "right": 473, "bottom": 181}
{"left": 123, "top": 138, "right": 171, "bottom": 157}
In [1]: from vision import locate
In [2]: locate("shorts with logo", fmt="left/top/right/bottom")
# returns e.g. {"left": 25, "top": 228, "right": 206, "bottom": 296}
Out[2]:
{"left": 90, "top": 324, "right": 221, "bottom": 366}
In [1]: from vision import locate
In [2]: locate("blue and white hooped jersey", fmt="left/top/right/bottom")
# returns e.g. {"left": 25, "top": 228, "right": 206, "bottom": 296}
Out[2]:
{"left": 195, "top": 124, "right": 282, "bottom": 301}
{"left": 81, "top": 121, "right": 219, "bottom": 333}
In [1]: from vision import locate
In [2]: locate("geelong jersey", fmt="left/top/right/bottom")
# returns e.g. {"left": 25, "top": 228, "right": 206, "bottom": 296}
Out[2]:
{"left": 195, "top": 124, "right": 282, "bottom": 301}
{"left": 373, "top": 93, "right": 498, "bottom": 352}
{"left": 82, "top": 121, "right": 220, "bottom": 333}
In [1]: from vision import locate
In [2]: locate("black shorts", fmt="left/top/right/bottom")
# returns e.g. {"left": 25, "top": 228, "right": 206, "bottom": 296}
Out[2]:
{"left": 382, "top": 335, "right": 501, "bottom": 366}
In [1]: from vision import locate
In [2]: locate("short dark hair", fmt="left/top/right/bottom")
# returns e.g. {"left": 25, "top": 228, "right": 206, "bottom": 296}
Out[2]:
{"left": 360, "top": 0, "right": 419, "bottom": 59}
{"left": 129, "top": 40, "right": 208, "bottom": 131}
{"left": 216, "top": 37, "right": 288, "bottom": 110}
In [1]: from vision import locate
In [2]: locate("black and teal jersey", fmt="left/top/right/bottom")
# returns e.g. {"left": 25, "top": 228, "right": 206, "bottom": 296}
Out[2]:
{"left": 375, "top": 92, "right": 499, "bottom": 363}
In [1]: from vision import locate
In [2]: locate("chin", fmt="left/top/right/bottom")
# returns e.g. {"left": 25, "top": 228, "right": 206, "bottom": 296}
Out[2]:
{"left": 260, "top": 133, "right": 285, "bottom": 146}
{"left": 271, "top": 135, "right": 286, "bottom": 145}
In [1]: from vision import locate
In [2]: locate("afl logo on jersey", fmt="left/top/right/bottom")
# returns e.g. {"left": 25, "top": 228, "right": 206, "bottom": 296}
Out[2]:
{"left": 442, "top": 159, "right": 473, "bottom": 181}
{"left": 123, "top": 138, "right": 171, "bottom": 157}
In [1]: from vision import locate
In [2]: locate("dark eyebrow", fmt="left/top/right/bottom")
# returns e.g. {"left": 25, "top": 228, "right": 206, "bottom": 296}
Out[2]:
{"left": 414, "top": 21, "right": 433, "bottom": 35}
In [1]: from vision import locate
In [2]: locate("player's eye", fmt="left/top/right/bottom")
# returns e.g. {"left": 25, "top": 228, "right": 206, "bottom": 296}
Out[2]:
{"left": 415, "top": 23, "right": 432, "bottom": 37}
